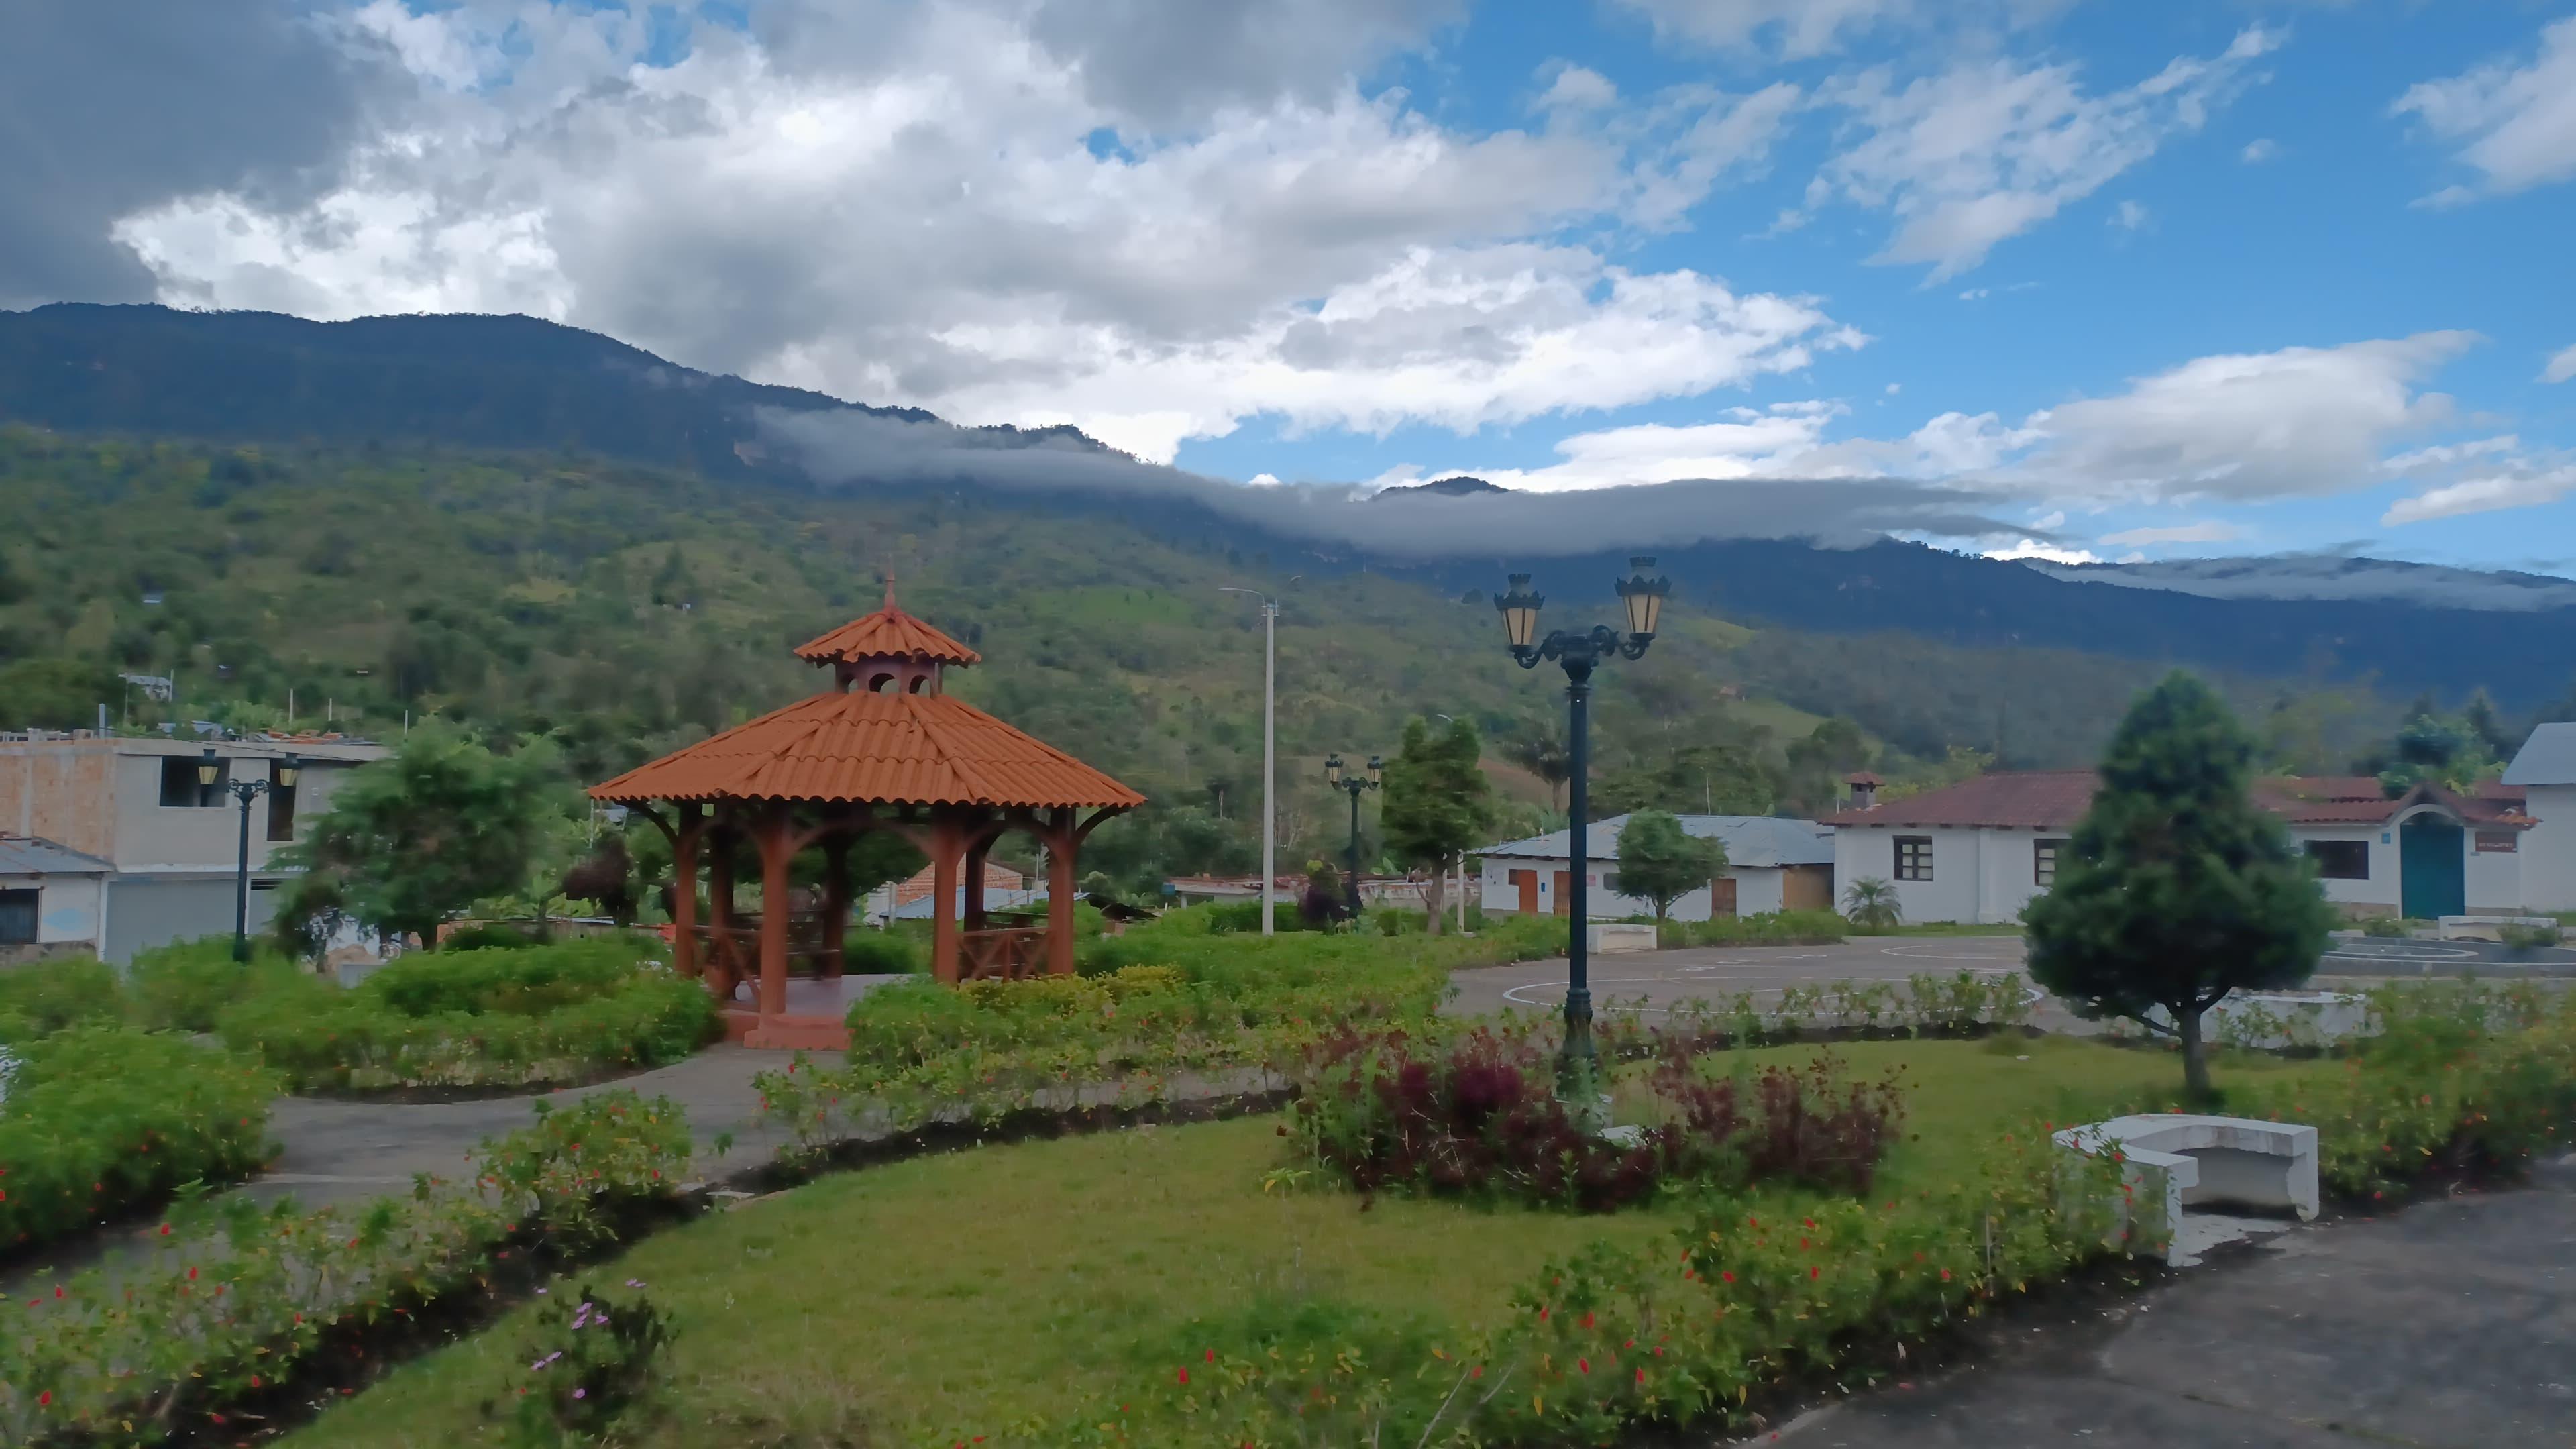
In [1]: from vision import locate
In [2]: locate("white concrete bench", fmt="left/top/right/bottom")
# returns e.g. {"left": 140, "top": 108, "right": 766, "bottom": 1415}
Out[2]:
{"left": 1587, "top": 922, "right": 1660, "bottom": 954}
{"left": 2053, "top": 1114, "right": 2318, "bottom": 1263}
{"left": 2437, "top": 915, "right": 2564, "bottom": 943}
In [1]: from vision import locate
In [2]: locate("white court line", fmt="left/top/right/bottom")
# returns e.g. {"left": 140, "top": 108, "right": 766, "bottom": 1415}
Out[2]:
{"left": 1878, "top": 943, "right": 2027, "bottom": 962}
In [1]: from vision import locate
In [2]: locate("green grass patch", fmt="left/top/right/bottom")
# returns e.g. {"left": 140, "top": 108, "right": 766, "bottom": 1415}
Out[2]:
{"left": 272, "top": 1034, "right": 2330, "bottom": 1448}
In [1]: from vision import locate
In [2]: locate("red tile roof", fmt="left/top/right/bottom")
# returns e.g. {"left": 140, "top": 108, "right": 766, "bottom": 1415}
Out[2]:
{"left": 590, "top": 690, "right": 1144, "bottom": 808}
{"left": 1821, "top": 770, "right": 2530, "bottom": 832}
{"left": 792, "top": 586, "right": 981, "bottom": 667}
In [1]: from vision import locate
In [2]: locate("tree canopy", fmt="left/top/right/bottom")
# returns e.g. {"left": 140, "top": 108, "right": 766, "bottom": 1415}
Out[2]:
{"left": 2023, "top": 672, "right": 2336, "bottom": 1099}
{"left": 1615, "top": 810, "right": 1727, "bottom": 924}
{"left": 1379, "top": 716, "right": 1494, "bottom": 933}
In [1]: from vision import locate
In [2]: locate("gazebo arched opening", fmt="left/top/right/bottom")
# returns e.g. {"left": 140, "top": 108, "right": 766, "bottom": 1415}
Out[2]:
{"left": 591, "top": 583, "right": 1144, "bottom": 1049}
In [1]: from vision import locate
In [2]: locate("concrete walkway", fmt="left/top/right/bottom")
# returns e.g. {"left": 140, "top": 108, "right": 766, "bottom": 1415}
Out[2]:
{"left": 1775, "top": 1152, "right": 2576, "bottom": 1448}
{"left": 248, "top": 1044, "right": 822, "bottom": 1208}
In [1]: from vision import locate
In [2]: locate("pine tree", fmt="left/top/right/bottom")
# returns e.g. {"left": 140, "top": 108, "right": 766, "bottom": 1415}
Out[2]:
{"left": 1615, "top": 810, "right": 1727, "bottom": 926}
{"left": 2023, "top": 672, "right": 2336, "bottom": 1102}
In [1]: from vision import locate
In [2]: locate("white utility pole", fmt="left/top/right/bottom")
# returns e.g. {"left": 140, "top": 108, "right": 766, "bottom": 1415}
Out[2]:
{"left": 1222, "top": 588, "right": 1281, "bottom": 935}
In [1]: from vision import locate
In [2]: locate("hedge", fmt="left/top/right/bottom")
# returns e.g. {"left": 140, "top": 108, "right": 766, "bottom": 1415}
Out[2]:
{"left": 216, "top": 936, "right": 718, "bottom": 1093}
{"left": 0, "top": 1028, "right": 276, "bottom": 1257}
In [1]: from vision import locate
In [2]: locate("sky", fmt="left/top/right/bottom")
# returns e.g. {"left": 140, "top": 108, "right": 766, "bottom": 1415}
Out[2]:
{"left": 4, "top": 1, "right": 2572, "bottom": 573}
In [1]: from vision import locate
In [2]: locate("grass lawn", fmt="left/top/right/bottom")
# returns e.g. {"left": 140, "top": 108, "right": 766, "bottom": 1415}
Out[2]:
{"left": 276, "top": 1036, "right": 2330, "bottom": 1448}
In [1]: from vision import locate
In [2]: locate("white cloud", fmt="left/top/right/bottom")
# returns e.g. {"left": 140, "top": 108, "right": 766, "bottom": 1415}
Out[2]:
{"left": 1813, "top": 26, "right": 2277, "bottom": 279}
{"left": 2098, "top": 521, "right": 2244, "bottom": 546}
{"left": 2383, "top": 461, "right": 2576, "bottom": 525}
{"left": 1959, "top": 287, "right": 1990, "bottom": 301}
{"left": 2108, "top": 199, "right": 2148, "bottom": 230}
{"left": 1607, "top": 0, "right": 1916, "bottom": 58}
{"left": 1982, "top": 537, "right": 2102, "bottom": 564}
{"left": 2543, "top": 343, "right": 2576, "bottom": 384}
{"left": 108, "top": 0, "right": 1860, "bottom": 464}
{"left": 2240, "top": 138, "right": 2279, "bottom": 163}
{"left": 2392, "top": 16, "right": 2576, "bottom": 200}
{"left": 1534, "top": 64, "right": 1619, "bottom": 114}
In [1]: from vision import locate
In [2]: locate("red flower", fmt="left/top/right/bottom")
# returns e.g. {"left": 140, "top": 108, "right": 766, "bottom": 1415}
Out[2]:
{"left": 1177, "top": 1368, "right": 1189, "bottom": 1385}
{"left": 1939, "top": 1268, "right": 1951, "bottom": 1282}
{"left": 1579, "top": 1311, "right": 1594, "bottom": 1329}
{"left": 1721, "top": 1271, "right": 1735, "bottom": 1283}
{"left": 1809, "top": 1266, "right": 1820, "bottom": 1279}
{"left": 1635, "top": 1366, "right": 1646, "bottom": 1385}
{"left": 1578, "top": 1357, "right": 1590, "bottom": 1374}
{"left": 38, "top": 1391, "right": 48, "bottom": 1407}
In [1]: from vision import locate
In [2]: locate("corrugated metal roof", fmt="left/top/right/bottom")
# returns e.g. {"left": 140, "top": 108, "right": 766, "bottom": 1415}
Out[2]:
{"left": 2504, "top": 723, "right": 2576, "bottom": 786}
{"left": 0, "top": 835, "right": 113, "bottom": 875}
{"left": 589, "top": 690, "right": 1146, "bottom": 809}
{"left": 1819, "top": 770, "right": 2532, "bottom": 831}
{"left": 1476, "top": 813, "right": 1833, "bottom": 868}
{"left": 792, "top": 590, "right": 981, "bottom": 666}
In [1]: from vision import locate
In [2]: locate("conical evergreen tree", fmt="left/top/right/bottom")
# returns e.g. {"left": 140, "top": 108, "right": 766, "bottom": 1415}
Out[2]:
{"left": 2024, "top": 672, "right": 2336, "bottom": 1101}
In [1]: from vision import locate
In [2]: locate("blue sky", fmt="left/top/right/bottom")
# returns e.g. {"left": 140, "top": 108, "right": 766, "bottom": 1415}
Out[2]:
{"left": 18, "top": 1, "right": 2572, "bottom": 572}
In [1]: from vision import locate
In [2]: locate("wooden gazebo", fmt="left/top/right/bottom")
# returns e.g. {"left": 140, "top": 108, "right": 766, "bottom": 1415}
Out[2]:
{"left": 589, "top": 585, "right": 1144, "bottom": 1049}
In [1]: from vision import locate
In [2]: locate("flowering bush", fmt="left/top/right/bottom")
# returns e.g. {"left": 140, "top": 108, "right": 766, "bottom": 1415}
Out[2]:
{"left": 496, "top": 1278, "right": 671, "bottom": 1446}
{"left": 0, "top": 1028, "right": 276, "bottom": 1257}
{"left": 1290, "top": 1026, "right": 1904, "bottom": 1210}
{"left": 0, "top": 956, "right": 127, "bottom": 1040}
{"left": 124, "top": 937, "right": 309, "bottom": 1034}
{"left": 217, "top": 936, "right": 718, "bottom": 1092}
{"left": 0, "top": 1089, "right": 692, "bottom": 1448}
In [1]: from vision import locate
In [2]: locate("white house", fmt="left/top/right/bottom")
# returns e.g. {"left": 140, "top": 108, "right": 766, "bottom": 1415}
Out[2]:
{"left": 0, "top": 835, "right": 115, "bottom": 965}
{"left": 2503, "top": 724, "right": 2576, "bottom": 912}
{"left": 0, "top": 729, "right": 389, "bottom": 962}
{"left": 1821, "top": 764, "right": 2545, "bottom": 926}
{"left": 1476, "top": 813, "right": 1835, "bottom": 921}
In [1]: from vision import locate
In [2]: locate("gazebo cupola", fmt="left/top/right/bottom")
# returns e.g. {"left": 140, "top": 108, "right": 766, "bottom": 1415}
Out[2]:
{"left": 792, "top": 580, "right": 981, "bottom": 696}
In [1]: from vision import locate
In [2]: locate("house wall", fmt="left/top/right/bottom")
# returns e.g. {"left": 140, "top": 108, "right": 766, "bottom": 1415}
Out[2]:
{"left": 100, "top": 875, "right": 274, "bottom": 965}
{"left": 0, "top": 872, "right": 107, "bottom": 963}
{"left": 1, "top": 739, "right": 372, "bottom": 873}
{"left": 2287, "top": 826, "right": 2398, "bottom": 916}
{"left": 2520, "top": 784, "right": 2576, "bottom": 912}
{"left": 1832, "top": 826, "right": 2051, "bottom": 925}
{"left": 0, "top": 741, "right": 118, "bottom": 858}
{"left": 1479, "top": 855, "right": 1790, "bottom": 920}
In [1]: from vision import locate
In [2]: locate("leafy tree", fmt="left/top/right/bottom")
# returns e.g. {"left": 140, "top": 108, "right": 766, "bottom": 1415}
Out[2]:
{"left": 280, "top": 724, "right": 578, "bottom": 949}
{"left": 1615, "top": 810, "right": 1726, "bottom": 926}
{"left": 1504, "top": 724, "right": 1570, "bottom": 815}
{"left": 0, "top": 657, "right": 122, "bottom": 731}
{"left": 2023, "top": 673, "right": 2335, "bottom": 1102}
{"left": 1782, "top": 716, "right": 1872, "bottom": 816}
{"left": 1841, "top": 877, "right": 1902, "bottom": 931}
{"left": 1300, "top": 859, "right": 1347, "bottom": 928}
{"left": 1379, "top": 716, "right": 1493, "bottom": 934}
{"left": 2461, "top": 690, "right": 2514, "bottom": 760}
{"left": 2373, "top": 712, "right": 2500, "bottom": 796}
{"left": 1593, "top": 742, "right": 1775, "bottom": 819}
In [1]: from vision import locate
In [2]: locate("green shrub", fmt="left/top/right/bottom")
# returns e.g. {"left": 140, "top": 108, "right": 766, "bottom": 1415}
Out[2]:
{"left": 2359, "top": 915, "right": 2416, "bottom": 938}
{"left": 0, "top": 957, "right": 125, "bottom": 1037}
{"left": 1671, "top": 909, "right": 1848, "bottom": 947}
{"left": 499, "top": 1279, "right": 673, "bottom": 1446}
{"left": 841, "top": 928, "right": 925, "bottom": 975}
{"left": 0, "top": 1028, "right": 276, "bottom": 1256}
{"left": 2496, "top": 921, "right": 2561, "bottom": 953}
{"left": 1203, "top": 900, "right": 1309, "bottom": 934}
{"left": 125, "top": 938, "right": 307, "bottom": 1034}
{"left": 441, "top": 922, "right": 545, "bottom": 952}
{"left": 217, "top": 936, "right": 716, "bottom": 1093}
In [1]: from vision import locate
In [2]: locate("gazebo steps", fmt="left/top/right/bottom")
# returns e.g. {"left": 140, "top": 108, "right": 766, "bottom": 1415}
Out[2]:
{"left": 723, "top": 1007, "right": 852, "bottom": 1051}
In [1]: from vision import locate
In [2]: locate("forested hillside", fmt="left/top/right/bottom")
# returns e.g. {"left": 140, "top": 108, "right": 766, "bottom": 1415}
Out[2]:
{"left": 0, "top": 426, "right": 2414, "bottom": 882}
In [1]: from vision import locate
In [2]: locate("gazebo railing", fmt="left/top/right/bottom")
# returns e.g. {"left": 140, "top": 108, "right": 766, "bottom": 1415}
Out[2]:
{"left": 959, "top": 926, "right": 1049, "bottom": 981}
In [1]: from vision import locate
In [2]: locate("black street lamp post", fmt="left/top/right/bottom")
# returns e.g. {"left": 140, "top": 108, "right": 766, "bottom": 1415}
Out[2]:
{"left": 1324, "top": 752, "right": 1381, "bottom": 922}
{"left": 1493, "top": 558, "right": 1668, "bottom": 1105}
{"left": 201, "top": 747, "right": 300, "bottom": 962}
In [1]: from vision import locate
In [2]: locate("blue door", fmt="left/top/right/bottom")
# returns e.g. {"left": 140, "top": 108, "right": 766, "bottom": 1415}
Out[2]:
{"left": 2399, "top": 816, "right": 2465, "bottom": 920}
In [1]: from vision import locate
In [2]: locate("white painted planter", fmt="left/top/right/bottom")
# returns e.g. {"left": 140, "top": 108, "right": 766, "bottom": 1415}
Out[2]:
{"left": 1587, "top": 922, "right": 1658, "bottom": 954}
{"left": 2054, "top": 1114, "right": 2318, "bottom": 1265}
{"left": 2436, "top": 915, "right": 2565, "bottom": 943}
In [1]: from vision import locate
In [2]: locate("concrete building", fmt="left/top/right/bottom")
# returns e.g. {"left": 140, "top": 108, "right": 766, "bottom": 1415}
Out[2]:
{"left": 1821, "top": 767, "right": 2543, "bottom": 926}
{"left": 1476, "top": 813, "right": 1835, "bottom": 921}
{"left": 0, "top": 730, "right": 388, "bottom": 962}
{"left": 0, "top": 835, "right": 115, "bottom": 964}
{"left": 2503, "top": 724, "right": 2576, "bottom": 912}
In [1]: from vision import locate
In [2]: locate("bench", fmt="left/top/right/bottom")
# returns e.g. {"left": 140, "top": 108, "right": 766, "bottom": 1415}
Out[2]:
{"left": 1587, "top": 922, "right": 1660, "bottom": 954}
{"left": 2053, "top": 1115, "right": 2318, "bottom": 1263}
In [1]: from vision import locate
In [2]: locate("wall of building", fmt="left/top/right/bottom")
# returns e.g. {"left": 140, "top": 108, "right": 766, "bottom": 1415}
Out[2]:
{"left": 2463, "top": 822, "right": 2526, "bottom": 914}
{"left": 0, "top": 872, "right": 107, "bottom": 963}
{"left": 2288, "top": 826, "right": 2397, "bottom": 916}
{"left": 2518, "top": 784, "right": 2576, "bottom": 912}
{"left": 101, "top": 875, "right": 275, "bottom": 965}
{"left": 0, "top": 740, "right": 118, "bottom": 858}
{"left": 1833, "top": 826, "right": 2049, "bottom": 925}
{"left": 1, "top": 739, "right": 373, "bottom": 873}
{"left": 1479, "top": 856, "right": 1793, "bottom": 920}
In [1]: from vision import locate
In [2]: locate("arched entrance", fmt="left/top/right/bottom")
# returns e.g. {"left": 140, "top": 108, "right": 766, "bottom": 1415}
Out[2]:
{"left": 2399, "top": 813, "right": 2465, "bottom": 920}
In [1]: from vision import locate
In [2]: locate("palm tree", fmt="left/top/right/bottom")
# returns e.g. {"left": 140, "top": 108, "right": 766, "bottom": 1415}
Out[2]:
{"left": 1842, "top": 877, "right": 1902, "bottom": 932}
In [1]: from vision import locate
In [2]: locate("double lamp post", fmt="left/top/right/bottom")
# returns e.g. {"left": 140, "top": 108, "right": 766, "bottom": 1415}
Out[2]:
{"left": 1323, "top": 751, "right": 1381, "bottom": 920}
{"left": 1493, "top": 557, "right": 1668, "bottom": 1100}
{"left": 200, "top": 747, "right": 299, "bottom": 962}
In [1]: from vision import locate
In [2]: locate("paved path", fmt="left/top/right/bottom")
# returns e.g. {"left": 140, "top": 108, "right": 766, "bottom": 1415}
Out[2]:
{"left": 1772, "top": 1152, "right": 2576, "bottom": 1447}
{"left": 249, "top": 1044, "right": 821, "bottom": 1208}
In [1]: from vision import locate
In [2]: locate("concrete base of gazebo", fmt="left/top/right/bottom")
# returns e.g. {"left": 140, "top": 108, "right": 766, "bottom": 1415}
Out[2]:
{"left": 716, "top": 975, "right": 908, "bottom": 1051}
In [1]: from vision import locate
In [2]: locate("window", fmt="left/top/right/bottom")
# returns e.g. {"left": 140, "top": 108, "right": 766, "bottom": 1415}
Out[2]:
{"left": 266, "top": 764, "right": 298, "bottom": 841}
{"left": 2034, "top": 838, "right": 2069, "bottom": 887}
{"left": 0, "top": 888, "right": 36, "bottom": 945}
{"left": 1894, "top": 835, "right": 1933, "bottom": 882}
{"left": 159, "top": 755, "right": 225, "bottom": 806}
{"left": 2306, "top": 840, "right": 2369, "bottom": 881}
{"left": 1602, "top": 873, "right": 1623, "bottom": 894}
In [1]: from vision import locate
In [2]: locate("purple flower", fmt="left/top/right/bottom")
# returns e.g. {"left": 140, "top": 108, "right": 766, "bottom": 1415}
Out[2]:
{"left": 573, "top": 1388, "right": 586, "bottom": 1400}
{"left": 625, "top": 1279, "right": 645, "bottom": 1288}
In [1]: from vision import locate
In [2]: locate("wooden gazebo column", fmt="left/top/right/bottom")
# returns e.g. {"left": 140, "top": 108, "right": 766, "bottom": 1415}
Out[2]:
{"left": 963, "top": 834, "right": 991, "bottom": 934}
{"left": 706, "top": 822, "right": 739, "bottom": 1000}
{"left": 754, "top": 802, "right": 794, "bottom": 1018}
{"left": 1045, "top": 808, "right": 1078, "bottom": 977}
{"left": 668, "top": 803, "right": 704, "bottom": 979}
{"left": 929, "top": 813, "right": 964, "bottom": 985}
{"left": 818, "top": 835, "right": 851, "bottom": 979}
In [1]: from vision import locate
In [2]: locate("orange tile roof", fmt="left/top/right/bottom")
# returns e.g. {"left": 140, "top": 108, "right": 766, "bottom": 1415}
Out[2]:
{"left": 792, "top": 585, "right": 980, "bottom": 667}
{"left": 590, "top": 690, "right": 1144, "bottom": 808}
{"left": 1821, "top": 769, "right": 2531, "bottom": 832}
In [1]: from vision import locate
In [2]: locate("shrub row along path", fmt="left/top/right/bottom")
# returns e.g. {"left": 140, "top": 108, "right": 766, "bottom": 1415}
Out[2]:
{"left": 1780, "top": 1150, "right": 2576, "bottom": 1447}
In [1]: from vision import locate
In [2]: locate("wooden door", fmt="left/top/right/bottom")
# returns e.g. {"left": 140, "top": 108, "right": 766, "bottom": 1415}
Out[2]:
{"left": 1709, "top": 877, "right": 1738, "bottom": 917}
{"left": 1552, "top": 871, "right": 1571, "bottom": 916}
{"left": 1511, "top": 869, "right": 1538, "bottom": 914}
{"left": 1782, "top": 865, "right": 1833, "bottom": 912}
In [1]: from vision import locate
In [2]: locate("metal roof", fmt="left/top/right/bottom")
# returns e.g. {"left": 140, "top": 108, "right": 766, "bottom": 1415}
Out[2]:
{"left": 1820, "top": 769, "right": 2532, "bottom": 831}
{"left": 1476, "top": 813, "right": 1833, "bottom": 868}
{"left": 2504, "top": 723, "right": 2576, "bottom": 786}
{"left": 0, "top": 835, "right": 113, "bottom": 876}
{"left": 590, "top": 689, "right": 1146, "bottom": 809}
